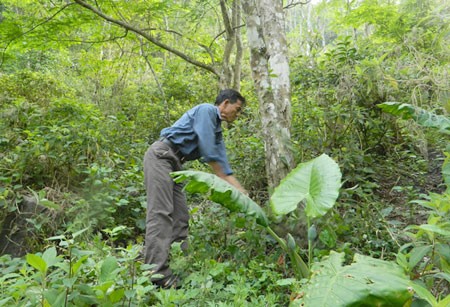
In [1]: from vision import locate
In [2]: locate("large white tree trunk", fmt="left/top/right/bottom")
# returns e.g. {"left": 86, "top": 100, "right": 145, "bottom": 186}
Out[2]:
{"left": 242, "top": 0, "right": 294, "bottom": 190}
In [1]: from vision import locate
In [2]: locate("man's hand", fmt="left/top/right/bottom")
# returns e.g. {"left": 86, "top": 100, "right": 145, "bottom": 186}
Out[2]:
{"left": 208, "top": 161, "right": 248, "bottom": 195}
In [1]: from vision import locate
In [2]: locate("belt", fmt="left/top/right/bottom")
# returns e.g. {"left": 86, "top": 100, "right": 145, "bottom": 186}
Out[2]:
{"left": 159, "top": 137, "right": 186, "bottom": 163}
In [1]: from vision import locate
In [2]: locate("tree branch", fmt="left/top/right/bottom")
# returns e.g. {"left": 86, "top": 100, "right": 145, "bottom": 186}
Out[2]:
{"left": 46, "top": 30, "right": 129, "bottom": 44}
{"left": 284, "top": 0, "right": 311, "bottom": 9}
{"left": 72, "top": 0, "right": 219, "bottom": 76}
{"left": 0, "top": 3, "right": 74, "bottom": 67}
{"left": 139, "top": 38, "right": 170, "bottom": 125}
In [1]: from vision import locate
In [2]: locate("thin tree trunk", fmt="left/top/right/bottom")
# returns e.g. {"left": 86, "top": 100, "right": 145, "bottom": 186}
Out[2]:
{"left": 233, "top": 0, "right": 243, "bottom": 91}
{"left": 219, "top": 0, "right": 243, "bottom": 90}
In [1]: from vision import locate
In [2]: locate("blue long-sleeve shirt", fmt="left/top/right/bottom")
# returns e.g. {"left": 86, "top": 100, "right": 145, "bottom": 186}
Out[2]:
{"left": 160, "top": 103, "right": 233, "bottom": 175}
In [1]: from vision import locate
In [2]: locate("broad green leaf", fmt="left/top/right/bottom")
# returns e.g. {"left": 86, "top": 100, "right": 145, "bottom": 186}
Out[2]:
{"left": 0, "top": 297, "right": 12, "bottom": 305}
{"left": 270, "top": 154, "right": 342, "bottom": 218}
{"left": 276, "top": 278, "right": 296, "bottom": 286}
{"left": 47, "top": 234, "right": 66, "bottom": 241}
{"left": 95, "top": 281, "right": 114, "bottom": 295}
{"left": 99, "top": 256, "right": 119, "bottom": 283}
{"left": 72, "top": 255, "right": 89, "bottom": 276}
{"left": 40, "top": 199, "right": 61, "bottom": 210}
{"left": 44, "top": 289, "right": 66, "bottom": 307}
{"left": 42, "top": 246, "right": 60, "bottom": 268}
{"left": 377, "top": 102, "right": 416, "bottom": 118}
{"left": 408, "top": 245, "right": 432, "bottom": 270}
{"left": 26, "top": 254, "right": 47, "bottom": 274}
{"left": 171, "top": 171, "right": 269, "bottom": 227}
{"left": 409, "top": 282, "right": 438, "bottom": 306}
{"left": 436, "top": 294, "right": 450, "bottom": 307}
{"left": 292, "top": 252, "right": 413, "bottom": 307}
{"left": 396, "top": 252, "right": 409, "bottom": 271}
{"left": 62, "top": 277, "right": 77, "bottom": 288}
{"left": 72, "top": 227, "right": 91, "bottom": 239}
{"left": 434, "top": 272, "right": 450, "bottom": 283}
{"left": 418, "top": 224, "right": 450, "bottom": 237}
{"left": 378, "top": 102, "right": 450, "bottom": 134}
{"left": 109, "top": 288, "right": 125, "bottom": 303}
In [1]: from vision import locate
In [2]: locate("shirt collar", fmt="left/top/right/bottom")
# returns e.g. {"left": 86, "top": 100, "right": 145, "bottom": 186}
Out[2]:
{"left": 215, "top": 106, "right": 222, "bottom": 121}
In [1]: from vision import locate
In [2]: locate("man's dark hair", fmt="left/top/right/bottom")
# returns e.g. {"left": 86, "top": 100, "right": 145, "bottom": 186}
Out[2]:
{"left": 214, "top": 89, "right": 246, "bottom": 106}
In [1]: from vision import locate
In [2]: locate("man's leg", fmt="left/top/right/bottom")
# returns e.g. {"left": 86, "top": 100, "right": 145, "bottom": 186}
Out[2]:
{"left": 171, "top": 182, "right": 189, "bottom": 254}
{"left": 143, "top": 144, "right": 175, "bottom": 281}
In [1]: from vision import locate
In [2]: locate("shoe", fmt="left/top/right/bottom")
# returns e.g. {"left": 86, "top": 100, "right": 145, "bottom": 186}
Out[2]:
{"left": 153, "top": 274, "right": 181, "bottom": 289}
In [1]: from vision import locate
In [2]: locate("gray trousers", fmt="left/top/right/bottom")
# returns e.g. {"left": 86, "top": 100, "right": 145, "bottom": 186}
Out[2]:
{"left": 143, "top": 141, "right": 189, "bottom": 280}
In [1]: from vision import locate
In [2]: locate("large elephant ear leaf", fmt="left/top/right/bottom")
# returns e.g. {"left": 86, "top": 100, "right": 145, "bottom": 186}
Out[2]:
{"left": 291, "top": 252, "right": 413, "bottom": 307}
{"left": 171, "top": 170, "right": 269, "bottom": 227}
{"left": 270, "top": 154, "right": 342, "bottom": 218}
{"left": 378, "top": 102, "right": 450, "bottom": 135}
{"left": 377, "top": 101, "right": 416, "bottom": 118}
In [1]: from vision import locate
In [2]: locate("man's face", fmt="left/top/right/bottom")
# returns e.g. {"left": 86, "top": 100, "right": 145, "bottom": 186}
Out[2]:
{"left": 220, "top": 99, "right": 244, "bottom": 123}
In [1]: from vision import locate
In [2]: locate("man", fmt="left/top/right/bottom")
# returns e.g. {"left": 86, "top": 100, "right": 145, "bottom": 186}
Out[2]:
{"left": 143, "top": 89, "right": 247, "bottom": 289}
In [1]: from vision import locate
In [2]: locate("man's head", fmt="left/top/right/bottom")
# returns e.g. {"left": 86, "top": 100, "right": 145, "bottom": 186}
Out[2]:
{"left": 215, "top": 89, "right": 246, "bottom": 123}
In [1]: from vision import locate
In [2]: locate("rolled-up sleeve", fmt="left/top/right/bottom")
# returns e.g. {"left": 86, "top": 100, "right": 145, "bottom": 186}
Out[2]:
{"left": 193, "top": 106, "right": 233, "bottom": 175}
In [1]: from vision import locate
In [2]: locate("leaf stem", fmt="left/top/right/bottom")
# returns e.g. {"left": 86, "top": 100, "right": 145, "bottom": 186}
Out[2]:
{"left": 266, "top": 226, "right": 310, "bottom": 279}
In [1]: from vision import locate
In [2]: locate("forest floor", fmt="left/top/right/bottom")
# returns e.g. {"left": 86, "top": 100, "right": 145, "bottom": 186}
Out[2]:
{"left": 377, "top": 146, "right": 445, "bottom": 232}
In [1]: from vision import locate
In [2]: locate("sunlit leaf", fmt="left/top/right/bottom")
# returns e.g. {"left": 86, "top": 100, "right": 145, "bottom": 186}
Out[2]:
{"left": 72, "top": 227, "right": 90, "bottom": 239}
{"left": 292, "top": 252, "right": 413, "bottom": 307}
{"left": 171, "top": 170, "right": 269, "bottom": 227}
{"left": 42, "top": 246, "right": 60, "bottom": 268}
{"left": 270, "top": 154, "right": 342, "bottom": 218}
{"left": 43, "top": 289, "right": 66, "bottom": 307}
{"left": 418, "top": 224, "right": 450, "bottom": 237}
{"left": 26, "top": 254, "right": 47, "bottom": 274}
{"left": 410, "top": 282, "right": 438, "bottom": 306}
{"left": 408, "top": 245, "right": 432, "bottom": 270}
{"left": 437, "top": 295, "right": 450, "bottom": 307}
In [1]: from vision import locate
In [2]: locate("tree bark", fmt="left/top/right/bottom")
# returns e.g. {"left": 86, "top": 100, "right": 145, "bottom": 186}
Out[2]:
{"left": 242, "top": 0, "right": 294, "bottom": 190}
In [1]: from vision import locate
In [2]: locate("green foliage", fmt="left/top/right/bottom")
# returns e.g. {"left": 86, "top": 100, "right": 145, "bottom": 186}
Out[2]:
{"left": 291, "top": 252, "right": 413, "bottom": 307}
{"left": 379, "top": 99, "right": 450, "bottom": 302}
{"left": 397, "top": 192, "right": 450, "bottom": 303}
{"left": 0, "top": 0, "right": 448, "bottom": 304}
{"left": 173, "top": 155, "right": 346, "bottom": 280}
{"left": 289, "top": 2, "right": 448, "bottom": 283}
{"left": 0, "top": 240, "right": 156, "bottom": 306}
{"left": 174, "top": 157, "right": 443, "bottom": 305}
{"left": 171, "top": 155, "right": 419, "bottom": 304}
{"left": 0, "top": 97, "right": 106, "bottom": 188}
{"left": 0, "top": 67, "right": 150, "bottom": 241}
{"left": 340, "top": 0, "right": 407, "bottom": 40}
{"left": 1, "top": 220, "right": 292, "bottom": 306}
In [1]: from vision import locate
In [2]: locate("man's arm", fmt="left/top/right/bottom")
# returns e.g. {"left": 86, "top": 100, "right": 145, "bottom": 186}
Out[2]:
{"left": 208, "top": 161, "right": 248, "bottom": 195}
